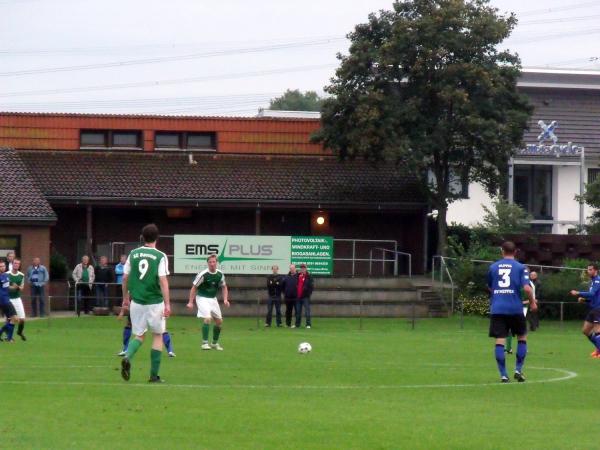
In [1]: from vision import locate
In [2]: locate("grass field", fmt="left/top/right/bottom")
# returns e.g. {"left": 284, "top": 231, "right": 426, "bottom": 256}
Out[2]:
{"left": 1, "top": 315, "right": 598, "bottom": 449}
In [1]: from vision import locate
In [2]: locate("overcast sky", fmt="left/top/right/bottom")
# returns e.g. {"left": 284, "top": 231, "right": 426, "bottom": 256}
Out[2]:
{"left": 1, "top": 0, "right": 599, "bottom": 115}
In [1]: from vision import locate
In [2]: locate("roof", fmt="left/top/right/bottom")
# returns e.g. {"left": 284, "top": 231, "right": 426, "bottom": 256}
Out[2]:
{"left": 17, "top": 150, "right": 425, "bottom": 209}
{"left": 519, "top": 68, "right": 600, "bottom": 90}
{"left": 257, "top": 109, "right": 321, "bottom": 119}
{"left": 519, "top": 87, "right": 600, "bottom": 155}
{"left": 0, "top": 148, "right": 56, "bottom": 224}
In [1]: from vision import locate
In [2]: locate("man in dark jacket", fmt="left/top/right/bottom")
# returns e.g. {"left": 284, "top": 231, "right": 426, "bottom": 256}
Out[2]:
{"left": 265, "top": 265, "right": 283, "bottom": 327}
{"left": 281, "top": 264, "right": 298, "bottom": 328}
{"left": 295, "top": 264, "right": 314, "bottom": 329}
{"left": 95, "top": 256, "right": 114, "bottom": 308}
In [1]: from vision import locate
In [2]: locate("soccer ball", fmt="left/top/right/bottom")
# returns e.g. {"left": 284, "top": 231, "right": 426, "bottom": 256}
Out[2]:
{"left": 298, "top": 342, "right": 312, "bottom": 354}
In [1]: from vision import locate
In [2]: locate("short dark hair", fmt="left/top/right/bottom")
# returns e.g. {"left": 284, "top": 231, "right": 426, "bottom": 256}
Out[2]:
{"left": 588, "top": 263, "right": 599, "bottom": 271}
{"left": 501, "top": 241, "right": 516, "bottom": 255}
{"left": 207, "top": 254, "right": 217, "bottom": 262}
{"left": 141, "top": 224, "right": 159, "bottom": 244}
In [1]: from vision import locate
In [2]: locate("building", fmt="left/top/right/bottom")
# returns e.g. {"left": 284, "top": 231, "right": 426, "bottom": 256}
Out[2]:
{"left": 448, "top": 69, "right": 600, "bottom": 234}
{"left": 0, "top": 113, "right": 428, "bottom": 275}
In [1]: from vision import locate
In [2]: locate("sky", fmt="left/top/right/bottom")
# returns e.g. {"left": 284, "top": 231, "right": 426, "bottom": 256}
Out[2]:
{"left": 1, "top": 0, "right": 600, "bottom": 115}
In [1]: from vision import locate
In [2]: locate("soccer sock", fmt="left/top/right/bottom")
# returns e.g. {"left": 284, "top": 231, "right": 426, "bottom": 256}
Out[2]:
{"left": 506, "top": 335, "right": 513, "bottom": 352}
{"left": 213, "top": 326, "right": 221, "bottom": 344}
{"left": 150, "top": 349, "right": 161, "bottom": 378}
{"left": 588, "top": 333, "right": 600, "bottom": 352}
{"left": 122, "top": 326, "right": 132, "bottom": 351}
{"left": 0, "top": 321, "right": 7, "bottom": 337}
{"left": 202, "top": 323, "right": 210, "bottom": 343}
{"left": 5, "top": 323, "right": 15, "bottom": 340}
{"left": 162, "top": 332, "right": 173, "bottom": 353}
{"left": 17, "top": 321, "right": 24, "bottom": 335}
{"left": 495, "top": 344, "right": 508, "bottom": 377}
{"left": 516, "top": 340, "right": 527, "bottom": 373}
{"left": 126, "top": 338, "right": 143, "bottom": 361}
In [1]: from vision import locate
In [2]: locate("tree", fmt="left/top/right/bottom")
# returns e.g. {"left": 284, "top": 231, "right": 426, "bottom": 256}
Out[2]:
{"left": 314, "top": 0, "right": 533, "bottom": 255}
{"left": 269, "top": 89, "right": 324, "bottom": 111}
{"left": 480, "top": 197, "right": 532, "bottom": 237}
{"left": 577, "top": 179, "right": 600, "bottom": 233}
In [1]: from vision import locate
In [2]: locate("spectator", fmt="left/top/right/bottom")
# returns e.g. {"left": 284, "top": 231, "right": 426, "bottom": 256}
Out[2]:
{"left": 115, "top": 254, "right": 127, "bottom": 309}
{"left": 281, "top": 264, "right": 298, "bottom": 328}
{"left": 94, "top": 256, "right": 113, "bottom": 308}
{"left": 528, "top": 271, "right": 541, "bottom": 331}
{"left": 295, "top": 264, "right": 314, "bottom": 329}
{"left": 26, "top": 257, "right": 49, "bottom": 317}
{"left": 265, "top": 265, "right": 283, "bottom": 327}
{"left": 73, "top": 255, "right": 95, "bottom": 315}
{"left": 5, "top": 251, "right": 15, "bottom": 272}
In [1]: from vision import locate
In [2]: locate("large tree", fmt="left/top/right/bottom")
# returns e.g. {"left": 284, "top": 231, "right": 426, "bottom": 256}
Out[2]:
{"left": 315, "top": 0, "right": 532, "bottom": 255}
{"left": 269, "top": 89, "right": 324, "bottom": 111}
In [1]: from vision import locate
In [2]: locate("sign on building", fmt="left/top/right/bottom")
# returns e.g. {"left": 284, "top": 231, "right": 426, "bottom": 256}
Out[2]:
{"left": 174, "top": 235, "right": 333, "bottom": 275}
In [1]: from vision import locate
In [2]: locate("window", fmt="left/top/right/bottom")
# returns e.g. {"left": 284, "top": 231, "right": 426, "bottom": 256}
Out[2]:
{"left": 80, "top": 130, "right": 107, "bottom": 147}
{"left": 0, "top": 235, "right": 21, "bottom": 259}
{"left": 514, "top": 165, "right": 553, "bottom": 220}
{"left": 155, "top": 132, "right": 181, "bottom": 149}
{"left": 112, "top": 131, "right": 140, "bottom": 148}
{"left": 155, "top": 131, "right": 216, "bottom": 151}
{"left": 80, "top": 130, "right": 141, "bottom": 149}
{"left": 589, "top": 168, "right": 600, "bottom": 184}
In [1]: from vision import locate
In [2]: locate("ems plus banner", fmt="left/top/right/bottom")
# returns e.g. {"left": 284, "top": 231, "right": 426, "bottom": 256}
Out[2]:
{"left": 174, "top": 235, "right": 333, "bottom": 275}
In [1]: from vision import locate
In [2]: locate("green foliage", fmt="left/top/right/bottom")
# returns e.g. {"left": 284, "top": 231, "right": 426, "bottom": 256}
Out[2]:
{"left": 457, "top": 293, "right": 489, "bottom": 316}
{"left": 50, "top": 251, "right": 69, "bottom": 280}
{"left": 315, "top": 0, "right": 533, "bottom": 254}
{"left": 480, "top": 197, "right": 532, "bottom": 237}
{"left": 269, "top": 89, "right": 324, "bottom": 111}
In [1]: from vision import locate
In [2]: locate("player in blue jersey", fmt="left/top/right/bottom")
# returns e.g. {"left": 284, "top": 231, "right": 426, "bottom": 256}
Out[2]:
{"left": 487, "top": 242, "right": 537, "bottom": 383}
{"left": 569, "top": 263, "right": 600, "bottom": 358}
{"left": 0, "top": 261, "right": 19, "bottom": 342}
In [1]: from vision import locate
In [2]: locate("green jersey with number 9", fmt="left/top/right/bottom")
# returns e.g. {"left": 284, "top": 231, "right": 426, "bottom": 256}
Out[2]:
{"left": 124, "top": 246, "right": 169, "bottom": 305}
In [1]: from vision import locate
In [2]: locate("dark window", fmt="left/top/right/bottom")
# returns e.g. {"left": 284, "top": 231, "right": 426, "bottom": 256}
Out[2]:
{"left": 514, "top": 165, "right": 553, "bottom": 220}
{"left": 155, "top": 132, "right": 181, "bottom": 149}
{"left": 187, "top": 132, "right": 215, "bottom": 150}
{"left": 80, "top": 130, "right": 107, "bottom": 147}
{"left": 112, "top": 131, "right": 140, "bottom": 148}
{"left": 0, "top": 235, "right": 21, "bottom": 259}
{"left": 589, "top": 168, "right": 600, "bottom": 184}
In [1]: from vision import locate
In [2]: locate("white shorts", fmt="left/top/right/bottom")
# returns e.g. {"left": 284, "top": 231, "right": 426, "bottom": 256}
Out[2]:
{"left": 130, "top": 301, "right": 165, "bottom": 336}
{"left": 196, "top": 296, "right": 222, "bottom": 320}
{"left": 10, "top": 298, "right": 25, "bottom": 319}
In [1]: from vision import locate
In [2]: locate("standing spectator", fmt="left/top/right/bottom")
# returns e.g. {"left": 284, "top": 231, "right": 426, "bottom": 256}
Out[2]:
{"left": 26, "top": 257, "right": 49, "bottom": 317}
{"left": 115, "top": 254, "right": 127, "bottom": 310}
{"left": 527, "top": 271, "right": 540, "bottom": 331}
{"left": 5, "top": 251, "right": 15, "bottom": 272}
{"left": 95, "top": 256, "right": 113, "bottom": 308}
{"left": 265, "top": 265, "right": 283, "bottom": 327}
{"left": 281, "top": 264, "right": 298, "bottom": 328}
{"left": 295, "top": 264, "right": 314, "bottom": 329}
{"left": 73, "top": 255, "right": 95, "bottom": 315}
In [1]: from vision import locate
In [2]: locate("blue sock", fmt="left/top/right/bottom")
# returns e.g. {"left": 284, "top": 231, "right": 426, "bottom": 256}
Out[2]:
{"left": 163, "top": 332, "right": 173, "bottom": 353}
{"left": 495, "top": 344, "right": 507, "bottom": 377}
{"left": 5, "top": 323, "right": 15, "bottom": 340}
{"left": 516, "top": 340, "right": 527, "bottom": 373}
{"left": 122, "top": 326, "right": 132, "bottom": 352}
{"left": 589, "top": 333, "right": 600, "bottom": 352}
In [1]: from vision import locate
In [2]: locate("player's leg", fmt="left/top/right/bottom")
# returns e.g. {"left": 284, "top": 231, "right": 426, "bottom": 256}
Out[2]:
{"left": 513, "top": 314, "right": 528, "bottom": 381}
{"left": 118, "top": 315, "right": 132, "bottom": 356}
{"left": 121, "top": 303, "right": 146, "bottom": 381}
{"left": 148, "top": 303, "right": 166, "bottom": 382}
{"left": 583, "top": 309, "right": 600, "bottom": 357}
{"left": 210, "top": 300, "right": 224, "bottom": 350}
{"left": 489, "top": 315, "right": 509, "bottom": 382}
{"left": 13, "top": 298, "right": 26, "bottom": 340}
{"left": 163, "top": 330, "right": 175, "bottom": 357}
{"left": 505, "top": 334, "right": 513, "bottom": 354}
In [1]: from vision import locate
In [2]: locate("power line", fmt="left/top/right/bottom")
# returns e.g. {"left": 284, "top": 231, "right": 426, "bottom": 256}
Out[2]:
{"left": 0, "top": 64, "right": 336, "bottom": 98}
{"left": 519, "top": 1, "right": 600, "bottom": 17}
{"left": 0, "top": 37, "right": 344, "bottom": 77}
{"left": 519, "top": 13, "right": 600, "bottom": 26}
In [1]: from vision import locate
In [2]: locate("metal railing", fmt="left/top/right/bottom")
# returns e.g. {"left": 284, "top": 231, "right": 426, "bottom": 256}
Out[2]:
{"left": 368, "top": 247, "right": 412, "bottom": 277}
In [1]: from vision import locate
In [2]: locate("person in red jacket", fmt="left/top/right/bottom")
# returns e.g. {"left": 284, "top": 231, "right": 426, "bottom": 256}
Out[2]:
{"left": 295, "top": 264, "right": 314, "bottom": 329}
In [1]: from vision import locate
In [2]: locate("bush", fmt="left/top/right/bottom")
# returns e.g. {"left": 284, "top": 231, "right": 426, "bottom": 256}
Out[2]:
{"left": 50, "top": 251, "right": 69, "bottom": 280}
{"left": 456, "top": 293, "right": 489, "bottom": 316}
{"left": 535, "top": 258, "right": 588, "bottom": 319}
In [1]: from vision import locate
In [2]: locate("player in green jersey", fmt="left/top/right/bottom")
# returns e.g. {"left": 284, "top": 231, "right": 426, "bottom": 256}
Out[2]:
{"left": 120, "top": 224, "right": 171, "bottom": 383}
{"left": 8, "top": 258, "right": 26, "bottom": 340}
{"left": 187, "top": 254, "right": 230, "bottom": 350}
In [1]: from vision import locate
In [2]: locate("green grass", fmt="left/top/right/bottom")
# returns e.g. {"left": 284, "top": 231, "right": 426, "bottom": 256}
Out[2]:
{"left": 1, "top": 316, "right": 598, "bottom": 449}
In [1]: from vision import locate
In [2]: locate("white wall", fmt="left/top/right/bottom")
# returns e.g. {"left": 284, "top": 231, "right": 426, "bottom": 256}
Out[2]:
{"left": 446, "top": 182, "right": 495, "bottom": 226}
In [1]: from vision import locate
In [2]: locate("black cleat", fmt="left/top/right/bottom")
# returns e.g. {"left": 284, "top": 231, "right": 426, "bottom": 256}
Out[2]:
{"left": 514, "top": 371, "right": 526, "bottom": 383}
{"left": 501, "top": 376, "right": 510, "bottom": 383}
{"left": 17, "top": 333, "right": 26, "bottom": 341}
{"left": 121, "top": 358, "right": 131, "bottom": 381}
{"left": 148, "top": 376, "right": 164, "bottom": 383}
{"left": 505, "top": 349, "right": 513, "bottom": 354}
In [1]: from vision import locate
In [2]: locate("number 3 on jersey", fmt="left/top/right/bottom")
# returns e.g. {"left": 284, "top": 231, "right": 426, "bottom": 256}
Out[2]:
{"left": 138, "top": 259, "right": 149, "bottom": 280}
{"left": 498, "top": 268, "right": 511, "bottom": 287}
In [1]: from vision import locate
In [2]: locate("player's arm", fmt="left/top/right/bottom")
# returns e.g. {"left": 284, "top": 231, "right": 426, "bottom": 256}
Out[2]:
{"left": 222, "top": 284, "right": 230, "bottom": 307}
{"left": 523, "top": 284, "right": 536, "bottom": 311}
{"left": 120, "top": 256, "right": 131, "bottom": 312}
{"left": 187, "top": 285, "right": 197, "bottom": 309}
{"left": 571, "top": 279, "right": 600, "bottom": 299}
{"left": 159, "top": 275, "right": 170, "bottom": 318}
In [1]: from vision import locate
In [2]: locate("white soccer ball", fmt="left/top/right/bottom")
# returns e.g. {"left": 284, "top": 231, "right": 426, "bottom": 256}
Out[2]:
{"left": 298, "top": 342, "right": 312, "bottom": 354}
